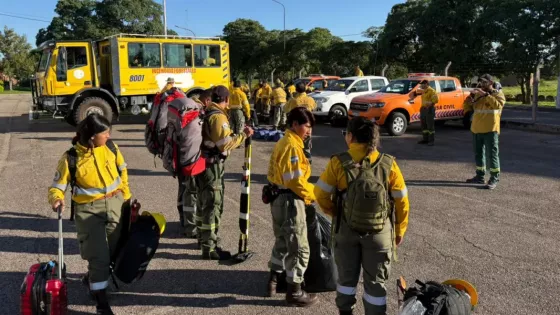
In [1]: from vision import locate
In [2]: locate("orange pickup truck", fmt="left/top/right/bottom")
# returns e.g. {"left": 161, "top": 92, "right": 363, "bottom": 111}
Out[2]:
{"left": 348, "top": 74, "right": 472, "bottom": 136}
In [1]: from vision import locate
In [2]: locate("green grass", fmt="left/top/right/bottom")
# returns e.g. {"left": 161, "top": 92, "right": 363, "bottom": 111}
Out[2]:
{"left": 506, "top": 101, "right": 557, "bottom": 107}
{"left": 502, "top": 80, "right": 558, "bottom": 97}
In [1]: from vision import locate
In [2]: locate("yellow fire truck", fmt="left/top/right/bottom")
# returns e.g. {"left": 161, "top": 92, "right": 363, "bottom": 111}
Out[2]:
{"left": 31, "top": 34, "right": 231, "bottom": 125}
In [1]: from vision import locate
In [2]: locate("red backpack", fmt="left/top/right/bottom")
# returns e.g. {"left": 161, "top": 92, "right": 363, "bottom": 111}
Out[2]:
{"left": 144, "top": 88, "right": 185, "bottom": 157}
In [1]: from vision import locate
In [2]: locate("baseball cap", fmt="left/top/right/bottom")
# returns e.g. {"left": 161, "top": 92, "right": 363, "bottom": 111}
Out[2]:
{"left": 166, "top": 77, "right": 175, "bottom": 83}
{"left": 478, "top": 74, "right": 493, "bottom": 82}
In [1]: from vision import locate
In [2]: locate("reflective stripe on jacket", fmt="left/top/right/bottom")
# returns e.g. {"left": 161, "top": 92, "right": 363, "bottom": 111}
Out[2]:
{"left": 267, "top": 129, "right": 315, "bottom": 205}
{"left": 284, "top": 92, "right": 317, "bottom": 113}
{"left": 314, "top": 143, "right": 409, "bottom": 238}
{"left": 48, "top": 142, "right": 131, "bottom": 205}
{"left": 470, "top": 89, "right": 505, "bottom": 134}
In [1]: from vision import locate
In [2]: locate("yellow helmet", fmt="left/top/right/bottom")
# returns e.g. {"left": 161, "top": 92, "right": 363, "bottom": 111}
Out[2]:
{"left": 442, "top": 279, "right": 478, "bottom": 308}
{"left": 141, "top": 211, "right": 166, "bottom": 235}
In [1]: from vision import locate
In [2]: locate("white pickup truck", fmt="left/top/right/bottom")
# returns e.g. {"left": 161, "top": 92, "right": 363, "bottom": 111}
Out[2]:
{"left": 309, "top": 75, "right": 389, "bottom": 125}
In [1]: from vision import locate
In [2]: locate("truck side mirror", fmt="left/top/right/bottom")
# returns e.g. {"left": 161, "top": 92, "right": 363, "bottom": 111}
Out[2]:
{"left": 56, "top": 47, "right": 68, "bottom": 82}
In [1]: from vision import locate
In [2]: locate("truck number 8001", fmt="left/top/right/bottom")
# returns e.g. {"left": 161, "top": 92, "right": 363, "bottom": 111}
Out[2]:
{"left": 130, "top": 75, "right": 145, "bottom": 82}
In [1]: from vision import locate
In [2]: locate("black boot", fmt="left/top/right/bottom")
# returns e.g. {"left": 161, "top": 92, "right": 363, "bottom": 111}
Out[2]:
{"left": 339, "top": 310, "right": 353, "bottom": 315}
{"left": 276, "top": 271, "right": 287, "bottom": 293}
{"left": 202, "top": 246, "right": 231, "bottom": 260}
{"left": 286, "top": 282, "right": 318, "bottom": 307}
{"left": 267, "top": 271, "right": 279, "bottom": 297}
{"left": 428, "top": 134, "right": 435, "bottom": 146}
{"left": 91, "top": 289, "right": 114, "bottom": 315}
{"left": 418, "top": 134, "right": 429, "bottom": 144}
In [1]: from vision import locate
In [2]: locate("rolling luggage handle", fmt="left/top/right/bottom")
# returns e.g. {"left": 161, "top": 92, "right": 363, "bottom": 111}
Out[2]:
{"left": 57, "top": 205, "right": 64, "bottom": 280}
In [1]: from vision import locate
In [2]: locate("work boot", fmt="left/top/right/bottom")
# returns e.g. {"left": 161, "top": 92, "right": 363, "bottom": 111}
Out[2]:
{"left": 202, "top": 246, "right": 231, "bottom": 261}
{"left": 339, "top": 310, "right": 353, "bottom": 315}
{"left": 486, "top": 178, "right": 499, "bottom": 190}
{"left": 184, "top": 232, "right": 198, "bottom": 239}
{"left": 417, "top": 135, "right": 429, "bottom": 144}
{"left": 428, "top": 134, "right": 435, "bottom": 146}
{"left": 91, "top": 289, "right": 114, "bottom": 315}
{"left": 466, "top": 175, "right": 485, "bottom": 184}
{"left": 267, "top": 271, "right": 279, "bottom": 297}
{"left": 286, "top": 283, "right": 318, "bottom": 307}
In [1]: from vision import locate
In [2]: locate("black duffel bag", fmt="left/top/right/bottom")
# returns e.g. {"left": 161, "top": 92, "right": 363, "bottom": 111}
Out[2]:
{"left": 303, "top": 205, "right": 337, "bottom": 293}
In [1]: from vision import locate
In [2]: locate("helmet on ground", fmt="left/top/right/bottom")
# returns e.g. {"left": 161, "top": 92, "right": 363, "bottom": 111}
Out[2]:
{"left": 141, "top": 211, "right": 166, "bottom": 235}
{"left": 442, "top": 279, "right": 478, "bottom": 307}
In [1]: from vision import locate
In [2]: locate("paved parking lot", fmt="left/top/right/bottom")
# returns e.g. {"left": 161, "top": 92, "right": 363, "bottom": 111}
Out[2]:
{"left": 1, "top": 94, "right": 559, "bottom": 315}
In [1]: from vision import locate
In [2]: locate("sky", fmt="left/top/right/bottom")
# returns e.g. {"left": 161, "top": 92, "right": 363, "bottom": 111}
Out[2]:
{"left": 0, "top": 0, "right": 403, "bottom": 47}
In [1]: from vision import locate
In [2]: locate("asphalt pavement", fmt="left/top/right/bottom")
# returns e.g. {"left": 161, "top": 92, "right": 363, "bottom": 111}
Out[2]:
{"left": 501, "top": 106, "right": 560, "bottom": 126}
{"left": 1, "top": 94, "right": 559, "bottom": 315}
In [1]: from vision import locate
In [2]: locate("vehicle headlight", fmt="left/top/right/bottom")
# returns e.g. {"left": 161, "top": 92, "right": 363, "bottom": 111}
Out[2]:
{"left": 368, "top": 102, "right": 385, "bottom": 108}
{"left": 315, "top": 97, "right": 328, "bottom": 103}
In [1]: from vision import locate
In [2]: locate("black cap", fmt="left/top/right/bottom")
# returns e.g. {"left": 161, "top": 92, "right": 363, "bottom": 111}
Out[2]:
{"left": 211, "top": 85, "right": 229, "bottom": 102}
{"left": 478, "top": 74, "right": 494, "bottom": 82}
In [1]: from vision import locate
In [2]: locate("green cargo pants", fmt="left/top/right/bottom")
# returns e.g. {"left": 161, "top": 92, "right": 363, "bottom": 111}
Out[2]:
{"left": 334, "top": 217, "right": 392, "bottom": 315}
{"left": 229, "top": 108, "right": 245, "bottom": 135}
{"left": 270, "top": 104, "right": 285, "bottom": 127}
{"left": 473, "top": 132, "right": 500, "bottom": 180}
{"left": 75, "top": 193, "right": 124, "bottom": 291}
{"left": 420, "top": 106, "right": 435, "bottom": 142}
{"left": 268, "top": 192, "right": 309, "bottom": 284}
{"left": 178, "top": 175, "right": 198, "bottom": 237}
{"left": 196, "top": 161, "right": 225, "bottom": 253}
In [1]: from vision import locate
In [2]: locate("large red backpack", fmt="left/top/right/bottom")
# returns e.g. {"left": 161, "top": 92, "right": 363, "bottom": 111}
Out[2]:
{"left": 144, "top": 88, "right": 185, "bottom": 157}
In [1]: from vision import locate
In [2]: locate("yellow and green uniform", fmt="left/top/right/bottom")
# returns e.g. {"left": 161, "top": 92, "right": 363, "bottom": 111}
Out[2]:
{"left": 267, "top": 129, "right": 315, "bottom": 284}
{"left": 419, "top": 86, "right": 439, "bottom": 143}
{"left": 355, "top": 69, "right": 364, "bottom": 77}
{"left": 228, "top": 87, "right": 251, "bottom": 134}
{"left": 271, "top": 87, "right": 287, "bottom": 127}
{"left": 48, "top": 142, "right": 131, "bottom": 291}
{"left": 465, "top": 89, "right": 505, "bottom": 179}
{"left": 314, "top": 143, "right": 409, "bottom": 314}
{"left": 197, "top": 103, "right": 246, "bottom": 253}
{"left": 257, "top": 83, "right": 273, "bottom": 116}
{"left": 284, "top": 93, "right": 317, "bottom": 161}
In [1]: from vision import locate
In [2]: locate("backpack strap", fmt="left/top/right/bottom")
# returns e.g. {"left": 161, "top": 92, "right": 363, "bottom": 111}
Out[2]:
{"left": 335, "top": 152, "right": 358, "bottom": 182}
{"left": 105, "top": 140, "right": 121, "bottom": 176}
{"left": 66, "top": 147, "right": 77, "bottom": 221}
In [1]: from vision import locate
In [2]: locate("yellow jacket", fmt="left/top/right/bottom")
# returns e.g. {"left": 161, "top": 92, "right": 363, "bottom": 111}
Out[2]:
{"left": 469, "top": 89, "right": 505, "bottom": 134}
{"left": 267, "top": 130, "right": 315, "bottom": 205}
{"left": 420, "top": 86, "right": 439, "bottom": 107}
{"left": 314, "top": 143, "right": 409, "bottom": 238}
{"left": 258, "top": 84, "right": 273, "bottom": 99}
{"left": 241, "top": 83, "right": 250, "bottom": 95}
{"left": 229, "top": 87, "right": 251, "bottom": 118}
{"left": 203, "top": 103, "right": 246, "bottom": 156}
{"left": 355, "top": 69, "right": 364, "bottom": 77}
{"left": 275, "top": 79, "right": 285, "bottom": 89}
{"left": 48, "top": 142, "right": 131, "bottom": 205}
{"left": 271, "top": 87, "right": 287, "bottom": 105}
{"left": 284, "top": 92, "right": 317, "bottom": 113}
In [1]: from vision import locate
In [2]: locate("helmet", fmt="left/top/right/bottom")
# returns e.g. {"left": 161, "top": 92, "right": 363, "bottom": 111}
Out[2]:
{"left": 442, "top": 279, "right": 478, "bottom": 307}
{"left": 141, "top": 211, "right": 166, "bottom": 235}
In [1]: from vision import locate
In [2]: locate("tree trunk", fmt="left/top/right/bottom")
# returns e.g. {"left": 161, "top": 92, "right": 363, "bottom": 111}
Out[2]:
{"left": 519, "top": 77, "right": 526, "bottom": 102}
{"left": 8, "top": 76, "right": 13, "bottom": 91}
{"left": 524, "top": 75, "right": 531, "bottom": 105}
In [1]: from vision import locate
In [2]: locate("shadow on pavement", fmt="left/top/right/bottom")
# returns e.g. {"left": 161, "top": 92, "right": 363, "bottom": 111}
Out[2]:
{"left": 0, "top": 212, "right": 77, "bottom": 233}
{"left": 127, "top": 169, "right": 168, "bottom": 177}
{"left": 406, "top": 180, "right": 480, "bottom": 188}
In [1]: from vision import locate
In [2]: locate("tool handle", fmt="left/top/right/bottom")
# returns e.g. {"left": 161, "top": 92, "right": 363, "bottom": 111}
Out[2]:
{"left": 57, "top": 205, "right": 64, "bottom": 280}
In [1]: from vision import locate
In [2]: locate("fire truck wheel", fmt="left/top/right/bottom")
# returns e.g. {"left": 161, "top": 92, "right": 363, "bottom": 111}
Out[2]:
{"left": 74, "top": 97, "right": 113, "bottom": 125}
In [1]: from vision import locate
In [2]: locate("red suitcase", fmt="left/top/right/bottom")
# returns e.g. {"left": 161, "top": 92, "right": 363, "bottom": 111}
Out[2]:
{"left": 20, "top": 207, "right": 68, "bottom": 315}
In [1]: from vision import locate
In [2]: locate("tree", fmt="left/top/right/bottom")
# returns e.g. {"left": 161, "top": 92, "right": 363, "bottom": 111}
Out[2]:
{"left": 36, "top": 0, "right": 168, "bottom": 46}
{"left": 0, "top": 27, "right": 35, "bottom": 90}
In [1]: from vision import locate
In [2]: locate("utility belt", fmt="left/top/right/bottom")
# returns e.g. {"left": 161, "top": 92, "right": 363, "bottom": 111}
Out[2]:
{"left": 93, "top": 189, "right": 122, "bottom": 202}
{"left": 262, "top": 183, "right": 301, "bottom": 204}
{"left": 201, "top": 149, "right": 226, "bottom": 165}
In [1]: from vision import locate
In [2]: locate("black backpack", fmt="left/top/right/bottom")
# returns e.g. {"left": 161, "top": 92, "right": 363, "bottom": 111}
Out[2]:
{"left": 112, "top": 214, "right": 161, "bottom": 284}
{"left": 402, "top": 280, "right": 472, "bottom": 315}
{"left": 67, "top": 140, "right": 121, "bottom": 221}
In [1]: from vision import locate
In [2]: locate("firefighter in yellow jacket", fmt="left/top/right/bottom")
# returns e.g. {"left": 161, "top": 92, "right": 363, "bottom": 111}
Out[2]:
{"left": 198, "top": 85, "right": 254, "bottom": 260}
{"left": 270, "top": 81, "right": 287, "bottom": 129}
{"left": 464, "top": 74, "right": 505, "bottom": 190}
{"left": 284, "top": 82, "right": 317, "bottom": 163}
{"left": 229, "top": 80, "right": 251, "bottom": 135}
{"left": 266, "top": 107, "right": 318, "bottom": 307}
{"left": 314, "top": 117, "right": 410, "bottom": 315}
{"left": 258, "top": 81, "right": 273, "bottom": 118}
{"left": 48, "top": 113, "right": 131, "bottom": 315}
{"left": 411, "top": 80, "right": 439, "bottom": 146}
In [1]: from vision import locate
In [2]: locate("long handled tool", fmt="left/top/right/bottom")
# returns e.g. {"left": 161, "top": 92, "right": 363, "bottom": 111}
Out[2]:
{"left": 232, "top": 136, "right": 254, "bottom": 263}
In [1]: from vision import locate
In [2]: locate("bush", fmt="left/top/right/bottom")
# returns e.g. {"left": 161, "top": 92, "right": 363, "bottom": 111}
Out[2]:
{"left": 0, "top": 85, "right": 4, "bottom": 93}
{"left": 538, "top": 95, "right": 545, "bottom": 101}
{"left": 545, "top": 95, "right": 555, "bottom": 102}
